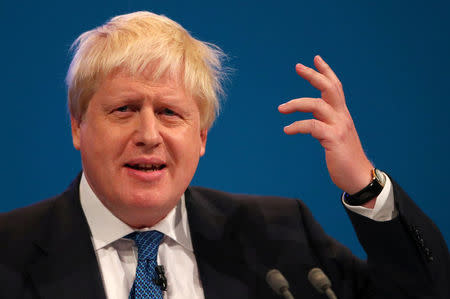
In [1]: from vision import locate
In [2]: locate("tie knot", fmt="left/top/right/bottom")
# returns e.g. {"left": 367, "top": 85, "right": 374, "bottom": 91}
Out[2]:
{"left": 126, "top": 230, "right": 164, "bottom": 260}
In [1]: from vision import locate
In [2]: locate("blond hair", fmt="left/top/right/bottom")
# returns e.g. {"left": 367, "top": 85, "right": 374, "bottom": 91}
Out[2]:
{"left": 66, "top": 11, "right": 226, "bottom": 129}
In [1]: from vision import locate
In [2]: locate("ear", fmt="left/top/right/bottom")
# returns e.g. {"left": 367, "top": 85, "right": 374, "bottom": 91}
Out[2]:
{"left": 199, "top": 128, "right": 208, "bottom": 157}
{"left": 71, "top": 116, "right": 81, "bottom": 150}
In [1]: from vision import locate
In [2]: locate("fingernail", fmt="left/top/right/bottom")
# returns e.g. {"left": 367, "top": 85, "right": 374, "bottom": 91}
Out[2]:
{"left": 317, "top": 55, "right": 324, "bottom": 62}
{"left": 296, "top": 63, "right": 305, "bottom": 70}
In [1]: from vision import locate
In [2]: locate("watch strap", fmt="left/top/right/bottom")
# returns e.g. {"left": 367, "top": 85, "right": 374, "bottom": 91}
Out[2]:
{"left": 344, "top": 169, "right": 384, "bottom": 206}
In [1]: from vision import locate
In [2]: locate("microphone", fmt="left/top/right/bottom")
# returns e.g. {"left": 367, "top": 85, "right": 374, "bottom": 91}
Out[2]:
{"left": 154, "top": 265, "right": 167, "bottom": 291}
{"left": 266, "top": 269, "right": 295, "bottom": 299}
{"left": 307, "top": 268, "right": 337, "bottom": 299}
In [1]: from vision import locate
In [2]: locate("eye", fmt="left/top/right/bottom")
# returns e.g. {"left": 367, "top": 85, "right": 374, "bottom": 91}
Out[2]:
{"left": 116, "top": 105, "right": 130, "bottom": 112}
{"left": 161, "top": 108, "right": 176, "bottom": 116}
{"left": 110, "top": 104, "right": 136, "bottom": 118}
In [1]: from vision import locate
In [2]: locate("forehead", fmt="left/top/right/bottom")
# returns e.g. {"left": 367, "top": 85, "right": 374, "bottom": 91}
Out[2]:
{"left": 88, "top": 67, "right": 199, "bottom": 113}
{"left": 100, "top": 66, "right": 183, "bottom": 94}
{"left": 82, "top": 62, "right": 205, "bottom": 124}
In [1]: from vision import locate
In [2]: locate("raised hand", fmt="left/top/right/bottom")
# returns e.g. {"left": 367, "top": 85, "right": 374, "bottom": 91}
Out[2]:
{"left": 279, "top": 55, "right": 374, "bottom": 201}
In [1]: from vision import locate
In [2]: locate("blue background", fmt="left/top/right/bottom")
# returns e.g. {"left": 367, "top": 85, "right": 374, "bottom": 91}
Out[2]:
{"left": 1, "top": 0, "right": 449, "bottom": 258}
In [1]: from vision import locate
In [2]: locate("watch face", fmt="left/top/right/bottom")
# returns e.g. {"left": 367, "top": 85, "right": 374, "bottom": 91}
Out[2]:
{"left": 375, "top": 169, "right": 386, "bottom": 186}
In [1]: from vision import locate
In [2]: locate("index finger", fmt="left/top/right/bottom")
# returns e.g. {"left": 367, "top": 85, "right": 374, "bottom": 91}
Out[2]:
{"left": 314, "top": 55, "right": 342, "bottom": 88}
{"left": 295, "top": 63, "right": 331, "bottom": 92}
{"left": 295, "top": 63, "right": 344, "bottom": 109}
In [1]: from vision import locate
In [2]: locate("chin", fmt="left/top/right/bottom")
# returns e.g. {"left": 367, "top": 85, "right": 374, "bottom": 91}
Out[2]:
{"left": 127, "top": 191, "right": 176, "bottom": 209}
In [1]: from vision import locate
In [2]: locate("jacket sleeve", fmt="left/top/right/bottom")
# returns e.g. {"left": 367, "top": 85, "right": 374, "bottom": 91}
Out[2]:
{"left": 298, "top": 177, "right": 450, "bottom": 298}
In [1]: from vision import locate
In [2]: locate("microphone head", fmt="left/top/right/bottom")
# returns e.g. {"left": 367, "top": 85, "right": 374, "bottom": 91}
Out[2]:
{"left": 307, "top": 267, "right": 332, "bottom": 294}
{"left": 266, "top": 269, "right": 289, "bottom": 295}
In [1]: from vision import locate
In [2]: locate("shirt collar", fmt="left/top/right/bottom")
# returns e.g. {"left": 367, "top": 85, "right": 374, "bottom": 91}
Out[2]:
{"left": 79, "top": 173, "right": 193, "bottom": 252}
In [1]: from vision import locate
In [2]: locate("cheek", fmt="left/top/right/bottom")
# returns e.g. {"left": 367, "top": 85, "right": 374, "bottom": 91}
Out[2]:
{"left": 79, "top": 122, "right": 128, "bottom": 163}
{"left": 161, "top": 133, "right": 201, "bottom": 179}
{"left": 170, "top": 129, "right": 204, "bottom": 156}
{"left": 79, "top": 129, "right": 103, "bottom": 172}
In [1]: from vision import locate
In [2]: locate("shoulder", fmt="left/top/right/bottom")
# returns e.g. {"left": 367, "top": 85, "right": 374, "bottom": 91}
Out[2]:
{"left": 0, "top": 174, "right": 82, "bottom": 235}
{"left": 0, "top": 195, "right": 60, "bottom": 268}
{"left": 189, "top": 185, "right": 300, "bottom": 207}
{"left": 0, "top": 176, "right": 80, "bottom": 261}
{"left": 0, "top": 196, "right": 58, "bottom": 239}
{"left": 187, "top": 186, "right": 308, "bottom": 226}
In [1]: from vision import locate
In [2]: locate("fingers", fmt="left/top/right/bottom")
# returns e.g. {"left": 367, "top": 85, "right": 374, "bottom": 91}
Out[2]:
{"left": 278, "top": 98, "right": 337, "bottom": 124}
{"left": 284, "top": 119, "right": 333, "bottom": 141}
{"left": 313, "top": 55, "right": 341, "bottom": 86}
{"left": 295, "top": 63, "right": 331, "bottom": 92}
{"left": 314, "top": 55, "right": 345, "bottom": 99}
{"left": 280, "top": 56, "right": 349, "bottom": 143}
{"left": 295, "top": 56, "right": 345, "bottom": 109}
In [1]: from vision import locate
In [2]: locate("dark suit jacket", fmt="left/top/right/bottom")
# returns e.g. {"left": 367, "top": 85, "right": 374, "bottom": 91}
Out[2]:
{"left": 0, "top": 174, "right": 449, "bottom": 299}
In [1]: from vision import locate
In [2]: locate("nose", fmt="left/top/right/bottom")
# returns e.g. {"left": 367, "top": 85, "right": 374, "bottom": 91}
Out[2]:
{"left": 133, "top": 108, "right": 163, "bottom": 149}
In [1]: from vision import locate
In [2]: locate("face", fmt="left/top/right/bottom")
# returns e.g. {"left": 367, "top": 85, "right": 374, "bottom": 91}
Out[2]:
{"left": 71, "top": 70, "right": 207, "bottom": 228}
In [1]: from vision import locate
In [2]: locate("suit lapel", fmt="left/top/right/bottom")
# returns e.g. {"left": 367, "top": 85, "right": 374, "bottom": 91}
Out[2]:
{"left": 185, "top": 187, "right": 274, "bottom": 299}
{"left": 27, "top": 175, "right": 106, "bottom": 299}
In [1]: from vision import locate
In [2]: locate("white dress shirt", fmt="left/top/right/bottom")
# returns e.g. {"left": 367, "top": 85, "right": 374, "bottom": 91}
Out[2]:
{"left": 79, "top": 174, "right": 205, "bottom": 299}
{"left": 79, "top": 172, "right": 395, "bottom": 299}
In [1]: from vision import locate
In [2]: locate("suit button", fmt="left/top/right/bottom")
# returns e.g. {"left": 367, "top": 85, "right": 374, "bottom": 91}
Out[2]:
{"left": 424, "top": 248, "right": 434, "bottom": 262}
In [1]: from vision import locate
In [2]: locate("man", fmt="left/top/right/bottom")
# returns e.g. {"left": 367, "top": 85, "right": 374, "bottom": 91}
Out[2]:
{"left": 0, "top": 11, "right": 448, "bottom": 299}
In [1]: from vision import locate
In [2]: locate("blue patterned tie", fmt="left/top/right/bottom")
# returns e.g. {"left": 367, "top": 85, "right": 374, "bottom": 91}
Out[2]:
{"left": 127, "top": 230, "right": 164, "bottom": 299}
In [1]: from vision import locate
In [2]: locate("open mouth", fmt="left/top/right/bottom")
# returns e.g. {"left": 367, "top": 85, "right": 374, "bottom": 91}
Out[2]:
{"left": 125, "top": 163, "right": 166, "bottom": 172}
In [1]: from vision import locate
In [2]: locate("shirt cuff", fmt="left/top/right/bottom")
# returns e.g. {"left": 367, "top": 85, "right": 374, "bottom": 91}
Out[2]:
{"left": 342, "top": 172, "right": 398, "bottom": 222}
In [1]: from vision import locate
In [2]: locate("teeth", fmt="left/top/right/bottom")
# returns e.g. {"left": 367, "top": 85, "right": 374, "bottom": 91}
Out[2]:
{"left": 127, "top": 163, "right": 164, "bottom": 171}
{"left": 139, "top": 164, "right": 157, "bottom": 171}
{"left": 138, "top": 164, "right": 159, "bottom": 169}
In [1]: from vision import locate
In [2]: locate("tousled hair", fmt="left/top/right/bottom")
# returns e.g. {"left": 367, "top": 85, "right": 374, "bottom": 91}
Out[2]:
{"left": 66, "top": 11, "right": 226, "bottom": 129}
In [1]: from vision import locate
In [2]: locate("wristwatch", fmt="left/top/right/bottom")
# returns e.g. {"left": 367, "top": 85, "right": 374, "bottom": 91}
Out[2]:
{"left": 344, "top": 168, "right": 386, "bottom": 206}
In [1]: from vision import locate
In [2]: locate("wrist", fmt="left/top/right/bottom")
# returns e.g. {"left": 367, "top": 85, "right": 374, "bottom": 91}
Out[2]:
{"left": 343, "top": 162, "right": 374, "bottom": 194}
{"left": 344, "top": 168, "right": 386, "bottom": 206}
{"left": 361, "top": 198, "right": 376, "bottom": 209}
